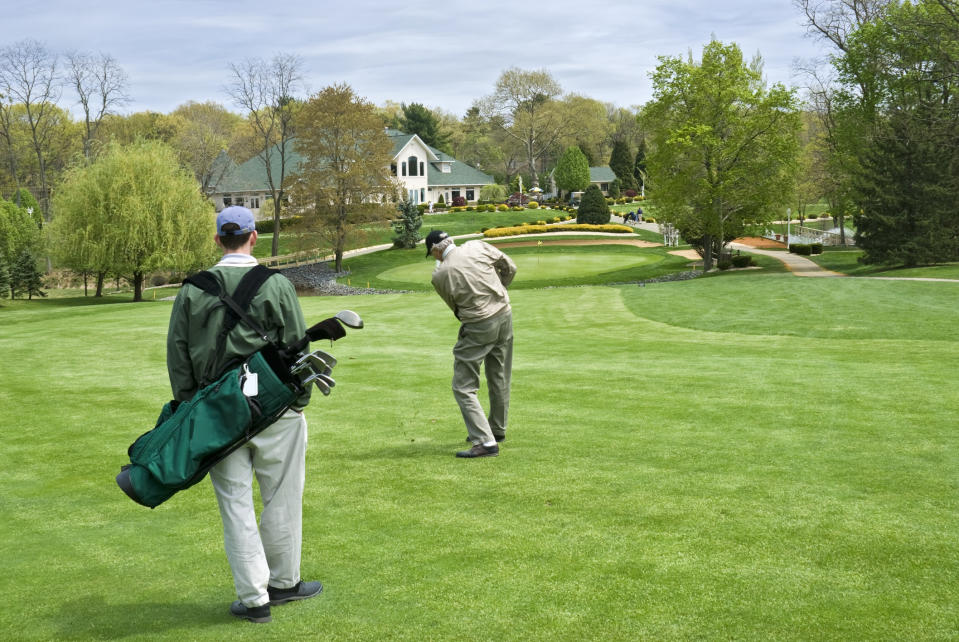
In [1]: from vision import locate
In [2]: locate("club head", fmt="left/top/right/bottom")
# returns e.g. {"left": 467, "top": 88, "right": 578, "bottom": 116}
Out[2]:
{"left": 309, "top": 349, "right": 337, "bottom": 370}
{"left": 335, "top": 310, "right": 363, "bottom": 329}
{"left": 302, "top": 373, "right": 332, "bottom": 396}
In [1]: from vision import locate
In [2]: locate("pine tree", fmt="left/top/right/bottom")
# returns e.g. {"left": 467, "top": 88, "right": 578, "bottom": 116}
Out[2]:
{"left": 576, "top": 184, "right": 610, "bottom": 225}
{"left": 0, "top": 253, "right": 10, "bottom": 300}
{"left": 391, "top": 199, "right": 423, "bottom": 249}
{"left": 609, "top": 140, "right": 636, "bottom": 190}
{"left": 10, "top": 249, "right": 45, "bottom": 299}
{"left": 633, "top": 140, "right": 647, "bottom": 194}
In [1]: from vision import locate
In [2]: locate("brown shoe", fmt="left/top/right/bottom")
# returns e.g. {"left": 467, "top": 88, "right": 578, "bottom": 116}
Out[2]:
{"left": 456, "top": 443, "right": 499, "bottom": 458}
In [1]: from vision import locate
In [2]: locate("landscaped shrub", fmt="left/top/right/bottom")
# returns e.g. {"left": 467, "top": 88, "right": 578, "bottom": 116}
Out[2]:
{"left": 731, "top": 254, "right": 753, "bottom": 268}
{"left": 452, "top": 196, "right": 466, "bottom": 207}
{"left": 645, "top": 217, "right": 656, "bottom": 223}
{"left": 624, "top": 189, "right": 637, "bottom": 197}
{"left": 808, "top": 213, "right": 818, "bottom": 219}
{"left": 498, "top": 204, "right": 509, "bottom": 211}
{"left": 577, "top": 184, "right": 611, "bottom": 225}
{"left": 528, "top": 201, "right": 539, "bottom": 209}
{"left": 790, "top": 244, "right": 813, "bottom": 255}
{"left": 483, "top": 223, "right": 633, "bottom": 238}
{"left": 810, "top": 243, "right": 823, "bottom": 254}
{"left": 718, "top": 259, "right": 733, "bottom": 270}
{"left": 417, "top": 203, "right": 429, "bottom": 214}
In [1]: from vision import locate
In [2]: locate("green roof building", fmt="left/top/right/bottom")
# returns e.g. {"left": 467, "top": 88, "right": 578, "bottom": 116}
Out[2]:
{"left": 210, "top": 129, "right": 493, "bottom": 216}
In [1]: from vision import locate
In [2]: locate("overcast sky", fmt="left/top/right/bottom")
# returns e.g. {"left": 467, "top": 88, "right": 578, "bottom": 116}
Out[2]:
{"left": 8, "top": 0, "right": 826, "bottom": 117}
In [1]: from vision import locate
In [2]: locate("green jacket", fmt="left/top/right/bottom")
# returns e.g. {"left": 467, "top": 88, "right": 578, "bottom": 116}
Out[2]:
{"left": 166, "top": 257, "right": 311, "bottom": 409}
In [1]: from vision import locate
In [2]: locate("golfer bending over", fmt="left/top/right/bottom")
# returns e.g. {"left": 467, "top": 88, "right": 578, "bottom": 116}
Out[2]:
{"left": 167, "top": 206, "right": 321, "bottom": 623}
{"left": 426, "top": 230, "right": 517, "bottom": 458}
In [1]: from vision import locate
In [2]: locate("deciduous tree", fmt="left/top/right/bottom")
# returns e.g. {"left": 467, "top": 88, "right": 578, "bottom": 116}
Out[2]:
{"left": 292, "top": 84, "right": 394, "bottom": 272}
{"left": 49, "top": 140, "right": 215, "bottom": 301}
{"left": 477, "top": 68, "right": 567, "bottom": 189}
{"left": 553, "top": 145, "right": 590, "bottom": 199}
{"left": 643, "top": 41, "right": 801, "bottom": 270}
{"left": 65, "top": 50, "right": 129, "bottom": 159}
{"left": 227, "top": 53, "right": 302, "bottom": 257}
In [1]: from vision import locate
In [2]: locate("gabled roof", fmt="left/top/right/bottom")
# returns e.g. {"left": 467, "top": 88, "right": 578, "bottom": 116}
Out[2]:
{"left": 589, "top": 166, "right": 617, "bottom": 183}
{"left": 386, "top": 128, "right": 439, "bottom": 161}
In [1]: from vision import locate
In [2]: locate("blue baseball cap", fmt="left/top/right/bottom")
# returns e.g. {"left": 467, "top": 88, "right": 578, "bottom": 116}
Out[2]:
{"left": 216, "top": 206, "right": 256, "bottom": 236}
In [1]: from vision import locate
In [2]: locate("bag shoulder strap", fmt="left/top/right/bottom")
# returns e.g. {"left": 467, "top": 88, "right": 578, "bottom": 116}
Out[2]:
{"left": 183, "top": 264, "right": 279, "bottom": 343}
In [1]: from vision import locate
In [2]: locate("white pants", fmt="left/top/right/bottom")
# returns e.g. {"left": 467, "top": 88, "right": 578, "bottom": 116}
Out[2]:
{"left": 209, "top": 409, "right": 307, "bottom": 607}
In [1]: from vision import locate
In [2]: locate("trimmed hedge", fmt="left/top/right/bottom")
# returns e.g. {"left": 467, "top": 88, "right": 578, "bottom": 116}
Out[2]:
{"left": 484, "top": 223, "right": 634, "bottom": 238}
{"left": 789, "top": 243, "right": 824, "bottom": 255}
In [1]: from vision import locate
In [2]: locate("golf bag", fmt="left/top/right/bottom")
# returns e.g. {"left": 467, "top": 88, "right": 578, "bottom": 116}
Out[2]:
{"left": 116, "top": 266, "right": 358, "bottom": 508}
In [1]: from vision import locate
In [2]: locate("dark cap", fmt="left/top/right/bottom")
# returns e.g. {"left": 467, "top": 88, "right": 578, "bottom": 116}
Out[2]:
{"left": 425, "top": 230, "right": 449, "bottom": 257}
{"left": 216, "top": 206, "right": 256, "bottom": 236}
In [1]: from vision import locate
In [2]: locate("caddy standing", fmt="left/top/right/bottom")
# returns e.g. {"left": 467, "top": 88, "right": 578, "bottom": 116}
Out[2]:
{"left": 166, "top": 206, "right": 322, "bottom": 623}
{"left": 426, "top": 230, "right": 517, "bottom": 458}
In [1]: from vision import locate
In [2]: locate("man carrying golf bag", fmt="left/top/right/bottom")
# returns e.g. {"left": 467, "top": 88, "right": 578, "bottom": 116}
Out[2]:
{"left": 165, "top": 206, "right": 321, "bottom": 623}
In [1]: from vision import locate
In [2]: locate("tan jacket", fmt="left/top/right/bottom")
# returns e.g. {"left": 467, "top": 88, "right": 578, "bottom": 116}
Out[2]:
{"left": 431, "top": 240, "right": 517, "bottom": 323}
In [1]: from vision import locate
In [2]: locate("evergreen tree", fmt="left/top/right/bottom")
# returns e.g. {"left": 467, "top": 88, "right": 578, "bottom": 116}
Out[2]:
{"left": 854, "top": 106, "right": 959, "bottom": 266}
{"left": 391, "top": 199, "right": 423, "bottom": 249}
{"left": 609, "top": 140, "right": 636, "bottom": 190}
{"left": 10, "top": 249, "right": 45, "bottom": 300}
{"left": 608, "top": 178, "right": 621, "bottom": 199}
{"left": 633, "top": 139, "right": 647, "bottom": 194}
{"left": 398, "top": 103, "right": 451, "bottom": 153}
{"left": 0, "top": 253, "right": 9, "bottom": 300}
{"left": 576, "top": 184, "right": 610, "bottom": 225}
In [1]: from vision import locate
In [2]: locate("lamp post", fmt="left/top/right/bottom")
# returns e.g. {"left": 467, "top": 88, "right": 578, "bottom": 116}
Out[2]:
{"left": 786, "top": 208, "right": 791, "bottom": 245}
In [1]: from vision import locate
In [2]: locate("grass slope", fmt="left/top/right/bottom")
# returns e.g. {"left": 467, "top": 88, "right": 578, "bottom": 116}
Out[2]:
{"left": 1, "top": 274, "right": 957, "bottom": 640}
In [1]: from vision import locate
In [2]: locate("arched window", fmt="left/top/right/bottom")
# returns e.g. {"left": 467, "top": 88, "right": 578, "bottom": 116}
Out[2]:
{"left": 408, "top": 155, "right": 418, "bottom": 177}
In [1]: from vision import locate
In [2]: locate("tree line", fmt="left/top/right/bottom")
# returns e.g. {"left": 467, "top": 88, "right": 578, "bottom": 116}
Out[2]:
{"left": 2, "top": 1, "right": 956, "bottom": 299}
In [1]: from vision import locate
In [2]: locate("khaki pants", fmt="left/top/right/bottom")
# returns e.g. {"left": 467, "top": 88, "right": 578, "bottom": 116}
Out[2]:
{"left": 209, "top": 409, "right": 307, "bottom": 607}
{"left": 452, "top": 309, "right": 513, "bottom": 444}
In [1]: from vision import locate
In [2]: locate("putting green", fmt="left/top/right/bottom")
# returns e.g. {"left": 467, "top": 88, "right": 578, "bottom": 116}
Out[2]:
{"left": 376, "top": 251, "right": 659, "bottom": 283}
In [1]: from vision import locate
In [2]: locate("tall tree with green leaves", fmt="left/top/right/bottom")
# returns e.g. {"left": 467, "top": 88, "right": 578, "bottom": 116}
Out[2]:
{"left": 397, "top": 103, "right": 451, "bottom": 153}
{"left": 477, "top": 67, "right": 567, "bottom": 189}
{"left": 832, "top": 0, "right": 959, "bottom": 264}
{"left": 293, "top": 84, "right": 394, "bottom": 272}
{"left": 608, "top": 140, "right": 636, "bottom": 191}
{"left": 553, "top": 145, "right": 590, "bottom": 199}
{"left": 643, "top": 40, "right": 801, "bottom": 270}
{"left": 633, "top": 138, "right": 647, "bottom": 195}
{"left": 0, "top": 196, "right": 42, "bottom": 277}
{"left": 49, "top": 140, "right": 215, "bottom": 301}
{"left": 227, "top": 53, "right": 302, "bottom": 257}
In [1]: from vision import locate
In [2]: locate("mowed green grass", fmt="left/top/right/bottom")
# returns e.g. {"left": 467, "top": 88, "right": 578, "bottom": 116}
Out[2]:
{"left": 1, "top": 273, "right": 957, "bottom": 640}
{"left": 379, "top": 250, "right": 660, "bottom": 284}
{"left": 340, "top": 243, "right": 693, "bottom": 291}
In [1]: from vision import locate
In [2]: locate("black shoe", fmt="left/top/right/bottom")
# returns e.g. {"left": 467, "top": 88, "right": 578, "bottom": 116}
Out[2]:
{"left": 465, "top": 434, "right": 506, "bottom": 443}
{"left": 456, "top": 443, "right": 499, "bottom": 458}
{"left": 230, "top": 600, "right": 272, "bottom": 623}
{"left": 268, "top": 580, "right": 323, "bottom": 605}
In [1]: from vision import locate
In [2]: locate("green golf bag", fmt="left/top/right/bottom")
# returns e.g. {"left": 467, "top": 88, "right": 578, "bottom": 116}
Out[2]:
{"left": 116, "top": 344, "right": 302, "bottom": 508}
